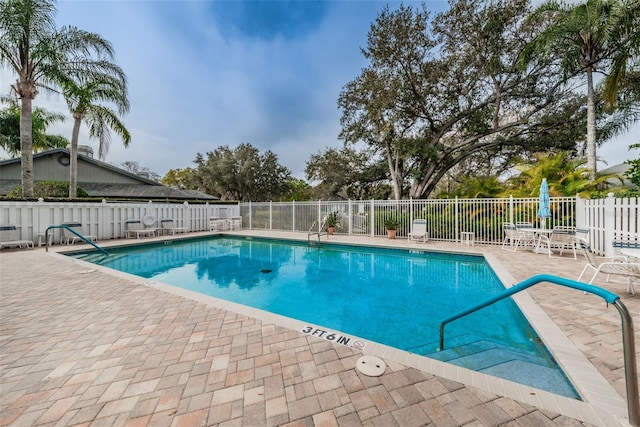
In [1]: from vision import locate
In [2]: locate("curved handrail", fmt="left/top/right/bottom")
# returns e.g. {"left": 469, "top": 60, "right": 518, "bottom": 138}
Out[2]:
{"left": 307, "top": 220, "right": 327, "bottom": 243}
{"left": 45, "top": 225, "right": 109, "bottom": 257}
{"left": 438, "top": 274, "right": 639, "bottom": 426}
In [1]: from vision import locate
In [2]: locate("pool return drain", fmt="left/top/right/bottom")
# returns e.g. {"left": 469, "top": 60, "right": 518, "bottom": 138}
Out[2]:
{"left": 356, "top": 355, "right": 386, "bottom": 377}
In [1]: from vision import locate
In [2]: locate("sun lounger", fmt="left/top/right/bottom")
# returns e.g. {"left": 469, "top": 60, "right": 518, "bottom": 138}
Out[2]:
{"left": 60, "top": 222, "right": 98, "bottom": 245}
{"left": 0, "top": 224, "right": 34, "bottom": 250}
{"left": 125, "top": 220, "right": 156, "bottom": 239}
{"left": 577, "top": 240, "right": 640, "bottom": 294}
{"left": 160, "top": 219, "right": 188, "bottom": 235}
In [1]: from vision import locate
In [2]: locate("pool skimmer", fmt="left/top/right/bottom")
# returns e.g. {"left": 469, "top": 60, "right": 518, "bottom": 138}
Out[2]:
{"left": 356, "top": 355, "right": 386, "bottom": 377}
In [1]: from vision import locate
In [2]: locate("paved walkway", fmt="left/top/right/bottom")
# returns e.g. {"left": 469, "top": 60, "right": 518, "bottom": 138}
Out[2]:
{"left": 1, "top": 231, "right": 638, "bottom": 426}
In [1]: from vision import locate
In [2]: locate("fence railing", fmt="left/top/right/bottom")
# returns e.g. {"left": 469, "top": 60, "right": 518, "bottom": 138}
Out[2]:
{"left": 0, "top": 200, "right": 239, "bottom": 245}
{"left": 240, "top": 196, "right": 638, "bottom": 256}
{"left": 240, "top": 197, "right": 578, "bottom": 242}
{"left": 1, "top": 195, "right": 636, "bottom": 255}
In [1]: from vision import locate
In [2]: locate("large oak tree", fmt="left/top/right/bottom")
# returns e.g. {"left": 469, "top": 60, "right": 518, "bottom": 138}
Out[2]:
{"left": 339, "top": 1, "right": 587, "bottom": 199}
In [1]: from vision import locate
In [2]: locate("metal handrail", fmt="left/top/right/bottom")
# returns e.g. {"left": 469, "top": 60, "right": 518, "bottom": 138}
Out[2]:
{"left": 307, "top": 220, "right": 327, "bottom": 243}
{"left": 438, "top": 274, "right": 639, "bottom": 426}
{"left": 45, "top": 225, "right": 109, "bottom": 256}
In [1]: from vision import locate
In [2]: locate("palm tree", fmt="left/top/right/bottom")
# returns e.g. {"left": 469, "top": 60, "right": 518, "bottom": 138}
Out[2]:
{"left": 602, "top": 3, "right": 640, "bottom": 107}
{"left": 0, "top": 0, "right": 116, "bottom": 197}
{"left": 520, "top": 0, "right": 640, "bottom": 181}
{"left": 61, "top": 64, "right": 130, "bottom": 198}
{"left": 506, "top": 152, "right": 620, "bottom": 197}
{"left": 0, "top": 101, "right": 67, "bottom": 156}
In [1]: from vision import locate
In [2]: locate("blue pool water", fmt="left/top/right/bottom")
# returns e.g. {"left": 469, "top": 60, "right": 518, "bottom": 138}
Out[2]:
{"left": 70, "top": 236, "right": 579, "bottom": 399}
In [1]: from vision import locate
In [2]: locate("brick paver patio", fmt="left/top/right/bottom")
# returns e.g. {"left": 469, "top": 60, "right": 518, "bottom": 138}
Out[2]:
{"left": 1, "top": 231, "right": 639, "bottom": 426}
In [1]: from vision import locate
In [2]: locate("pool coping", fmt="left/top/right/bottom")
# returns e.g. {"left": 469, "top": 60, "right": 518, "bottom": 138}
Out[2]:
{"left": 51, "top": 231, "right": 628, "bottom": 426}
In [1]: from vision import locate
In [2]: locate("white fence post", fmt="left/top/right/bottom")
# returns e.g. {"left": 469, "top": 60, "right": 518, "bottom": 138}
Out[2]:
{"left": 455, "top": 196, "right": 459, "bottom": 242}
{"left": 509, "top": 195, "right": 514, "bottom": 225}
{"left": 575, "top": 195, "right": 584, "bottom": 226}
{"left": 348, "top": 200, "right": 353, "bottom": 235}
{"left": 370, "top": 199, "right": 375, "bottom": 237}
{"left": 604, "top": 193, "right": 616, "bottom": 258}
{"left": 292, "top": 201, "right": 296, "bottom": 232}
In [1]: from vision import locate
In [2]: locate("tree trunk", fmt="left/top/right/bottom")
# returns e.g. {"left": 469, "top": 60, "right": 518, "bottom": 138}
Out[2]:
{"left": 586, "top": 66, "right": 597, "bottom": 181}
{"left": 69, "top": 116, "right": 82, "bottom": 198}
{"left": 19, "top": 97, "right": 34, "bottom": 198}
{"left": 384, "top": 138, "right": 403, "bottom": 200}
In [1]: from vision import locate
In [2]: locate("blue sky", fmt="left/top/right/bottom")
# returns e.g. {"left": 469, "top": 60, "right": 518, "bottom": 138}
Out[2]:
{"left": 0, "top": 0, "right": 635, "bottom": 179}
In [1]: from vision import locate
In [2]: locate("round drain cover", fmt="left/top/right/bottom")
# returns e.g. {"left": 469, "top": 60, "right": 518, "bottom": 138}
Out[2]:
{"left": 356, "top": 355, "right": 386, "bottom": 377}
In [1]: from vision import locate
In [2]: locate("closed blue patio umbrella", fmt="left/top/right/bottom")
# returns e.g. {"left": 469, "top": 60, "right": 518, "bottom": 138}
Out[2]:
{"left": 537, "top": 178, "right": 551, "bottom": 229}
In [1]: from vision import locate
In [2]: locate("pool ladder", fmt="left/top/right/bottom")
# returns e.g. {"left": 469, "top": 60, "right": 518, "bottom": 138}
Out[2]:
{"left": 439, "top": 274, "right": 640, "bottom": 426}
{"left": 44, "top": 225, "right": 109, "bottom": 256}
{"left": 307, "top": 220, "right": 328, "bottom": 243}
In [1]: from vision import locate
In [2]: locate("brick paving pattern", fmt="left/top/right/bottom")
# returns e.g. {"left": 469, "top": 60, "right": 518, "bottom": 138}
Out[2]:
{"left": 1, "top": 232, "right": 637, "bottom": 426}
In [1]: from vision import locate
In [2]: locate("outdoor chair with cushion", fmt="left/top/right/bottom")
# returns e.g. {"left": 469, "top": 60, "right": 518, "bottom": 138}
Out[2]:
{"left": 577, "top": 241, "right": 640, "bottom": 294}
{"left": 408, "top": 219, "right": 429, "bottom": 243}
{"left": 0, "top": 224, "right": 33, "bottom": 250}
{"left": 60, "top": 222, "right": 98, "bottom": 245}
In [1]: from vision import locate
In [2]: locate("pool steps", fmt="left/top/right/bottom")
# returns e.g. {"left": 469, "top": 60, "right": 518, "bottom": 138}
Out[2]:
{"left": 414, "top": 334, "right": 579, "bottom": 398}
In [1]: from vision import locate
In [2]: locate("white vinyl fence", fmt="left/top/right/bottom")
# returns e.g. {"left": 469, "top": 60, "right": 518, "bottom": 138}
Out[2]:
{"left": 1, "top": 195, "right": 636, "bottom": 255}
{"left": 577, "top": 195, "right": 639, "bottom": 256}
{"left": 0, "top": 200, "right": 239, "bottom": 245}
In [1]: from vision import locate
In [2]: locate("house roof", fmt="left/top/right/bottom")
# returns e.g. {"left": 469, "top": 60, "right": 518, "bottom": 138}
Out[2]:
{"left": 0, "top": 148, "right": 161, "bottom": 185}
{"left": 0, "top": 149, "right": 218, "bottom": 200}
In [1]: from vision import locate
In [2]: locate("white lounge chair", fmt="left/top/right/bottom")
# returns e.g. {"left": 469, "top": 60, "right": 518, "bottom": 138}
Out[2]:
{"left": 408, "top": 219, "right": 429, "bottom": 243}
{"left": 60, "top": 222, "right": 98, "bottom": 245}
{"left": 125, "top": 220, "right": 156, "bottom": 239}
{"left": 577, "top": 241, "right": 640, "bottom": 294}
{"left": 160, "top": 219, "right": 188, "bottom": 235}
{"left": 0, "top": 224, "right": 34, "bottom": 250}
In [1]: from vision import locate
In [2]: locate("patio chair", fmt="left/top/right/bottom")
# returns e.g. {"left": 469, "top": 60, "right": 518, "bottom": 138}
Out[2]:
{"left": 160, "top": 219, "right": 188, "bottom": 235}
{"left": 408, "top": 219, "right": 429, "bottom": 243}
{"left": 60, "top": 222, "right": 98, "bottom": 245}
{"left": 539, "top": 226, "right": 577, "bottom": 259}
{"left": 501, "top": 222, "right": 536, "bottom": 252}
{"left": 577, "top": 241, "right": 640, "bottom": 294}
{"left": 0, "top": 224, "right": 33, "bottom": 250}
{"left": 125, "top": 220, "right": 156, "bottom": 239}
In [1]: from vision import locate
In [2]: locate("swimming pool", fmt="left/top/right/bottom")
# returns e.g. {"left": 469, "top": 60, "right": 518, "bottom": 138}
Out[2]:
{"left": 70, "top": 235, "right": 579, "bottom": 399}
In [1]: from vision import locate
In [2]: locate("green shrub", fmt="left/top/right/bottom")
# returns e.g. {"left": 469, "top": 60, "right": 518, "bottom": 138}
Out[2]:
{"left": 7, "top": 181, "right": 89, "bottom": 198}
